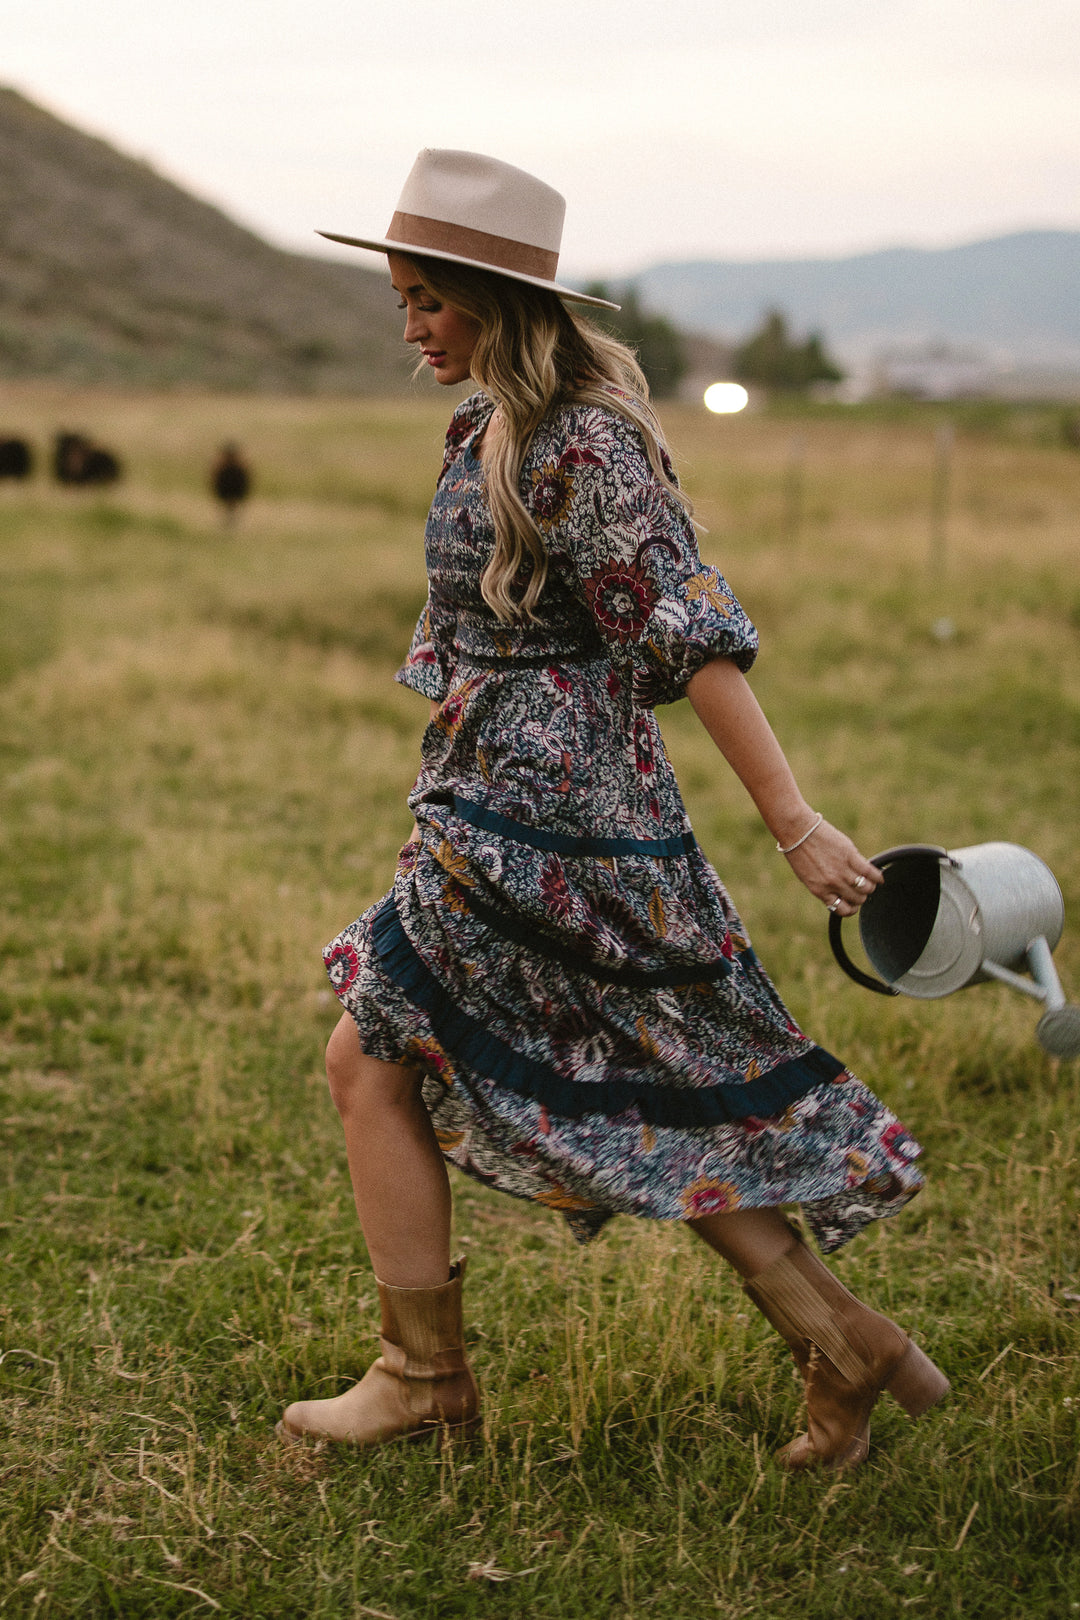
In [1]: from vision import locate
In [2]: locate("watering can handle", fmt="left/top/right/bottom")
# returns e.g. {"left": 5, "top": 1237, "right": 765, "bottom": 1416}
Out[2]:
{"left": 827, "top": 844, "right": 955, "bottom": 996}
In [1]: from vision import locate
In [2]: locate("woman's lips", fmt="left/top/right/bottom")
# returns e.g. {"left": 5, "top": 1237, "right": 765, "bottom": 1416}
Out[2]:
{"left": 424, "top": 351, "right": 446, "bottom": 366}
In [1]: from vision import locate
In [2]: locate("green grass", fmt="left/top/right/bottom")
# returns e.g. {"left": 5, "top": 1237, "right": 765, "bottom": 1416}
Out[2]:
{"left": 1, "top": 388, "right": 1079, "bottom": 1617}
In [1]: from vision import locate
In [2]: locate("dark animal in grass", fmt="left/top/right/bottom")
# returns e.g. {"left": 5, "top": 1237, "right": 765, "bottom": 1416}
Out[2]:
{"left": 0, "top": 438, "right": 33, "bottom": 480}
{"left": 211, "top": 444, "right": 252, "bottom": 525}
{"left": 53, "top": 432, "right": 122, "bottom": 486}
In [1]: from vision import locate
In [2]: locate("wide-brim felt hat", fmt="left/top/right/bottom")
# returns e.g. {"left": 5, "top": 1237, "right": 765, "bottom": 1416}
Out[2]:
{"left": 318, "top": 148, "right": 619, "bottom": 311}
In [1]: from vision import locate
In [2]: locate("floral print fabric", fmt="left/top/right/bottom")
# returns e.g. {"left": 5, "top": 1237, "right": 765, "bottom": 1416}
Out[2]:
{"left": 325, "top": 392, "right": 923, "bottom": 1251}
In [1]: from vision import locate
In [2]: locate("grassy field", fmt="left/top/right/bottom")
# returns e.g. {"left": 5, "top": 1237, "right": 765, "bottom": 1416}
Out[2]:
{"left": 1, "top": 383, "right": 1079, "bottom": 1618}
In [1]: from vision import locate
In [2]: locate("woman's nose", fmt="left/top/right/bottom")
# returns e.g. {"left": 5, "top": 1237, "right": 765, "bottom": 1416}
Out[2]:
{"left": 403, "top": 307, "right": 428, "bottom": 344}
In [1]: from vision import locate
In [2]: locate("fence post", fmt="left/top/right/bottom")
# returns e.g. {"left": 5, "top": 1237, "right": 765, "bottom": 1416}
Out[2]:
{"left": 784, "top": 432, "right": 805, "bottom": 543}
{"left": 930, "top": 421, "right": 954, "bottom": 573}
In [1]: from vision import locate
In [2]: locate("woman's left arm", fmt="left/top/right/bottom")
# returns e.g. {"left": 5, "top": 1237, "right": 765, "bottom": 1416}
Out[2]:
{"left": 686, "top": 655, "right": 882, "bottom": 914}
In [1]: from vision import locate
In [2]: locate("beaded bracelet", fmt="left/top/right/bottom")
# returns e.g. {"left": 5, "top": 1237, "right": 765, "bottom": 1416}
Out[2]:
{"left": 776, "top": 813, "right": 823, "bottom": 855}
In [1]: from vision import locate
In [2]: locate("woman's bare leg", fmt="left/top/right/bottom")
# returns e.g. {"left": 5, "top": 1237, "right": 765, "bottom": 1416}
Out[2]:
{"left": 325, "top": 1011, "right": 451, "bottom": 1288}
{"left": 278, "top": 1014, "right": 473, "bottom": 1444}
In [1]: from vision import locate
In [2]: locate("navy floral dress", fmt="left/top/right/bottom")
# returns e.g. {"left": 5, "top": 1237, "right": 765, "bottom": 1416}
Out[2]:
{"left": 325, "top": 392, "right": 923, "bottom": 1251}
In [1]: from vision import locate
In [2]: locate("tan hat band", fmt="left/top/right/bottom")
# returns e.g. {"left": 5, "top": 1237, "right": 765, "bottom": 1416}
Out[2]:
{"left": 388, "top": 211, "right": 560, "bottom": 281}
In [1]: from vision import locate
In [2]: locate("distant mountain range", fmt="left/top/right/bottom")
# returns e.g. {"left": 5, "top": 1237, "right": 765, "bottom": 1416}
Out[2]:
{"left": 1, "top": 84, "right": 1077, "bottom": 394}
{"left": 0, "top": 86, "right": 406, "bottom": 391}
{"left": 629, "top": 232, "right": 1080, "bottom": 371}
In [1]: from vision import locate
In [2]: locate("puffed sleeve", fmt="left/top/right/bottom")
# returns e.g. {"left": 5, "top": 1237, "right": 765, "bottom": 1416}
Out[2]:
{"left": 396, "top": 596, "right": 455, "bottom": 701}
{"left": 543, "top": 407, "right": 758, "bottom": 707}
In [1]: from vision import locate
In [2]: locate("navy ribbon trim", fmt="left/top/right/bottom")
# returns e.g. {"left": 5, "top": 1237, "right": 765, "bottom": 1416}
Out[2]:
{"left": 372, "top": 895, "right": 845, "bottom": 1126}
{"left": 457, "top": 882, "right": 751, "bottom": 988}
{"left": 452, "top": 796, "right": 698, "bottom": 859}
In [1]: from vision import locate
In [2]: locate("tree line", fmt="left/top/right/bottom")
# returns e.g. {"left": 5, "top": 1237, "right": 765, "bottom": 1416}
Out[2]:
{"left": 585, "top": 287, "right": 843, "bottom": 399}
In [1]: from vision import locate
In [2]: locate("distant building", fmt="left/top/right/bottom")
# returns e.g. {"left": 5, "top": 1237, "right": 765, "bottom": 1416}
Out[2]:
{"left": 838, "top": 343, "right": 1080, "bottom": 404}
{"left": 864, "top": 343, "right": 997, "bottom": 402}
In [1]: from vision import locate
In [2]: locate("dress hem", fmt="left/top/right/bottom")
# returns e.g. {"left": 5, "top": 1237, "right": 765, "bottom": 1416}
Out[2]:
{"left": 372, "top": 893, "right": 846, "bottom": 1126}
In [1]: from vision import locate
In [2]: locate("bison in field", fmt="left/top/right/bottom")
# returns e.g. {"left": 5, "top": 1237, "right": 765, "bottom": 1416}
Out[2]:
{"left": 211, "top": 443, "right": 252, "bottom": 525}
{"left": 53, "top": 433, "right": 122, "bottom": 486}
{"left": 0, "top": 438, "right": 33, "bottom": 480}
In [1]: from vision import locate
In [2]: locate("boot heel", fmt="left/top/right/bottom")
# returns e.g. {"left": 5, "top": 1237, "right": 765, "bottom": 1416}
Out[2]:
{"left": 885, "top": 1339, "right": 950, "bottom": 1418}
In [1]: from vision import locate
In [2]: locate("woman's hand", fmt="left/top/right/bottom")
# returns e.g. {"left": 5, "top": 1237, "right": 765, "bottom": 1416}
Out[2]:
{"left": 782, "top": 820, "right": 882, "bottom": 917}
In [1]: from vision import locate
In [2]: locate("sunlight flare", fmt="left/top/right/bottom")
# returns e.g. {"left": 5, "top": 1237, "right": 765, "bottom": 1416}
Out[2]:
{"left": 703, "top": 382, "right": 749, "bottom": 414}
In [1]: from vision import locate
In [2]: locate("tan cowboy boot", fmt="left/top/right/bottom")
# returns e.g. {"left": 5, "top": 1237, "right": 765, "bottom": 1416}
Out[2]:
{"left": 278, "top": 1258, "right": 479, "bottom": 1446}
{"left": 742, "top": 1237, "right": 949, "bottom": 1470}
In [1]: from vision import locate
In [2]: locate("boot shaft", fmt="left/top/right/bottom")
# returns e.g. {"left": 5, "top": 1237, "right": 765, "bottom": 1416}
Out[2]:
{"left": 377, "top": 1258, "right": 473, "bottom": 1379}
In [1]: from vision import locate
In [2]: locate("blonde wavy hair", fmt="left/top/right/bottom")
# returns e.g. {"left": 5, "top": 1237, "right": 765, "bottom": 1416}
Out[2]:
{"left": 403, "top": 256, "right": 692, "bottom": 622}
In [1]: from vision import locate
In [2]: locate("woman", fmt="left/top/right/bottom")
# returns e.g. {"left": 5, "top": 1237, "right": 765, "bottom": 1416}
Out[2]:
{"left": 280, "top": 150, "right": 948, "bottom": 1469}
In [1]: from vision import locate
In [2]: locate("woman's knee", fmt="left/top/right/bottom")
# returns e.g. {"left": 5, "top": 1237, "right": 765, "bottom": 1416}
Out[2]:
{"left": 325, "top": 1014, "right": 422, "bottom": 1117}
{"left": 326, "top": 1013, "right": 364, "bottom": 1112}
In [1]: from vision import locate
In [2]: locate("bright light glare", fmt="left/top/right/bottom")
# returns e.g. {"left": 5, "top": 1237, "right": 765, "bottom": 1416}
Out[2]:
{"left": 703, "top": 382, "right": 749, "bottom": 414}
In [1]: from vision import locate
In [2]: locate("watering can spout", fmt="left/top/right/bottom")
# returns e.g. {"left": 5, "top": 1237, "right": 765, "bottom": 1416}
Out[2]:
{"left": 979, "top": 936, "right": 1080, "bottom": 1058}
{"left": 829, "top": 843, "right": 1080, "bottom": 1059}
{"left": 1035, "top": 1003, "right": 1080, "bottom": 1058}
{"left": 1026, "top": 937, "right": 1080, "bottom": 1057}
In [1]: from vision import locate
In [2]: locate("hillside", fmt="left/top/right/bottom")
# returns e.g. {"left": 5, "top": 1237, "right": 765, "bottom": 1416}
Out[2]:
{"left": 4, "top": 85, "right": 1076, "bottom": 396}
{"left": 0, "top": 87, "right": 407, "bottom": 392}
{"left": 632, "top": 232, "right": 1080, "bottom": 368}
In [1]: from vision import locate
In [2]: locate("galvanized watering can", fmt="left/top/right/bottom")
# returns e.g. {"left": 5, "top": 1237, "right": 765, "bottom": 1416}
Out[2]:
{"left": 829, "top": 842, "right": 1080, "bottom": 1058}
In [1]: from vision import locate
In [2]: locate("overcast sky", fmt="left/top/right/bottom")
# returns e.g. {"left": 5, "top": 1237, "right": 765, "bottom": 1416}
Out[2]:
{"left": 8, "top": 0, "right": 1080, "bottom": 278}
